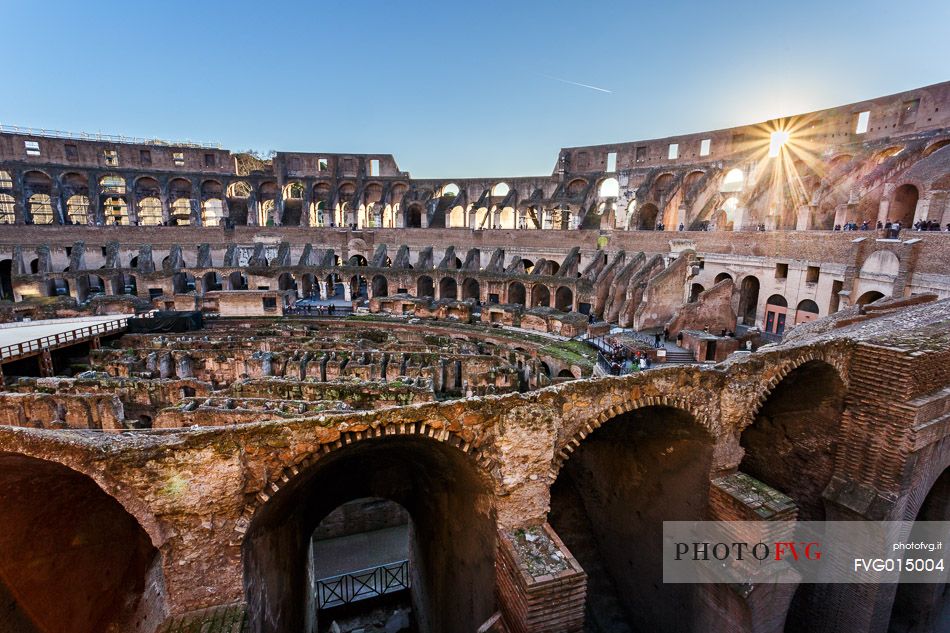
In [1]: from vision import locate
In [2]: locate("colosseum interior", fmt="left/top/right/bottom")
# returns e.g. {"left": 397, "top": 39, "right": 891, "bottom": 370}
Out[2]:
{"left": 0, "top": 81, "right": 948, "bottom": 633}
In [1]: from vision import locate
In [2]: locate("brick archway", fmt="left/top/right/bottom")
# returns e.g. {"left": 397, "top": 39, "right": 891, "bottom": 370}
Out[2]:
{"left": 235, "top": 419, "right": 495, "bottom": 537}
{"left": 739, "top": 349, "right": 850, "bottom": 432}
{"left": 550, "top": 393, "right": 713, "bottom": 481}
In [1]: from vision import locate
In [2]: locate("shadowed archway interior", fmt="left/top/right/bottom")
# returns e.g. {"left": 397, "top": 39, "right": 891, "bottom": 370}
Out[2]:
{"left": 242, "top": 436, "right": 497, "bottom": 633}
{"left": 0, "top": 453, "right": 163, "bottom": 633}
{"left": 548, "top": 406, "right": 714, "bottom": 633}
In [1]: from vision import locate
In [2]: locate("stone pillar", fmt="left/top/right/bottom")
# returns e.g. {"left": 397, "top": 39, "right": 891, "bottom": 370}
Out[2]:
{"left": 260, "top": 353, "right": 273, "bottom": 377}
{"left": 300, "top": 184, "right": 313, "bottom": 227}
{"left": 158, "top": 353, "right": 174, "bottom": 379}
{"left": 699, "top": 474, "right": 801, "bottom": 633}
{"left": 128, "top": 191, "right": 139, "bottom": 226}
{"left": 88, "top": 174, "right": 103, "bottom": 225}
{"left": 878, "top": 183, "right": 896, "bottom": 223}
{"left": 190, "top": 197, "right": 201, "bottom": 226}
{"left": 733, "top": 206, "right": 748, "bottom": 231}
{"left": 676, "top": 202, "right": 688, "bottom": 229}
{"left": 145, "top": 352, "right": 158, "bottom": 375}
{"left": 175, "top": 355, "right": 193, "bottom": 379}
{"left": 274, "top": 188, "right": 284, "bottom": 226}
{"left": 12, "top": 175, "right": 26, "bottom": 224}
{"left": 160, "top": 194, "right": 171, "bottom": 226}
{"left": 247, "top": 191, "right": 259, "bottom": 226}
{"left": 51, "top": 183, "right": 65, "bottom": 225}
{"left": 495, "top": 524, "right": 587, "bottom": 633}
{"left": 795, "top": 205, "right": 812, "bottom": 231}
{"left": 913, "top": 194, "right": 931, "bottom": 225}
{"left": 318, "top": 280, "right": 328, "bottom": 300}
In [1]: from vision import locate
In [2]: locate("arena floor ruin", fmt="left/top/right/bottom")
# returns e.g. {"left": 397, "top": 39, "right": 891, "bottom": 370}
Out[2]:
{"left": 0, "top": 82, "right": 948, "bottom": 633}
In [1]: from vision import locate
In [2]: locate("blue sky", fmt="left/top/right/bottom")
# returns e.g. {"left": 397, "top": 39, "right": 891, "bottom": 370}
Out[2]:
{"left": 3, "top": 0, "right": 948, "bottom": 178}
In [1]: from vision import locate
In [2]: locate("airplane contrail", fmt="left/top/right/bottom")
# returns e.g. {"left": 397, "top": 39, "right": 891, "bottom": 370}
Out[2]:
{"left": 541, "top": 74, "right": 612, "bottom": 94}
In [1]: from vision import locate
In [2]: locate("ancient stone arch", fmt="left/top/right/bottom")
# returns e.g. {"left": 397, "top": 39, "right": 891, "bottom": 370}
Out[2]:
{"left": 234, "top": 419, "right": 496, "bottom": 538}
{"left": 0, "top": 442, "right": 165, "bottom": 548}
{"left": 550, "top": 391, "right": 714, "bottom": 480}
{"left": 738, "top": 349, "right": 850, "bottom": 432}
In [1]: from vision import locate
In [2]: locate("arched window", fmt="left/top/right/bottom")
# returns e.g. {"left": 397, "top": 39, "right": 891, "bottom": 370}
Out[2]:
{"left": 138, "top": 197, "right": 163, "bottom": 226}
{"left": 201, "top": 199, "right": 224, "bottom": 226}
{"left": 103, "top": 197, "right": 129, "bottom": 225}
{"left": 28, "top": 194, "right": 54, "bottom": 224}
{"left": 491, "top": 182, "right": 510, "bottom": 197}
{"left": 66, "top": 195, "right": 90, "bottom": 225}
{"left": 310, "top": 200, "right": 326, "bottom": 226}
{"left": 171, "top": 198, "right": 192, "bottom": 226}
{"left": 99, "top": 175, "right": 126, "bottom": 194}
{"left": 721, "top": 168, "right": 744, "bottom": 193}
{"left": 599, "top": 177, "right": 619, "bottom": 198}
{"left": 891, "top": 184, "right": 919, "bottom": 226}
{"left": 259, "top": 199, "right": 275, "bottom": 226}
{"left": 0, "top": 194, "right": 14, "bottom": 224}
{"left": 795, "top": 299, "right": 820, "bottom": 325}
{"left": 764, "top": 294, "right": 788, "bottom": 335}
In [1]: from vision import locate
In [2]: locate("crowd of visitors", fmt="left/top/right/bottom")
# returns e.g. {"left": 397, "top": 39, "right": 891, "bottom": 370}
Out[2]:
{"left": 603, "top": 344, "right": 652, "bottom": 375}
{"left": 834, "top": 218, "right": 949, "bottom": 237}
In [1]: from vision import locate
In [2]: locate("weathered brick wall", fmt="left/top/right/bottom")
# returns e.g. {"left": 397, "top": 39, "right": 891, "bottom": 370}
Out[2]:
{"left": 667, "top": 278, "right": 737, "bottom": 336}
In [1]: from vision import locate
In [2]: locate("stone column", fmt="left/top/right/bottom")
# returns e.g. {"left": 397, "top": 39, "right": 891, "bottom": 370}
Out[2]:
{"left": 274, "top": 188, "right": 284, "bottom": 226}
{"left": 190, "top": 198, "right": 201, "bottom": 226}
{"left": 733, "top": 206, "right": 748, "bottom": 231}
{"left": 795, "top": 205, "right": 812, "bottom": 231}
{"left": 11, "top": 174, "right": 26, "bottom": 224}
{"left": 160, "top": 190, "right": 171, "bottom": 226}
{"left": 676, "top": 202, "right": 688, "bottom": 229}
{"left": 246, "top": 189, "right": 259, "bottom": 226}
{"left": 300, "top": 183, "right": 313, "bottom": 227}
{"left": 878, "top": 183, "right": 896, "bottom": 223}
{"left": 913, "top": 194, "right": 931, "bottom": 225}
{"left": 127, "top": 190, "right": 139, "bottom": 226}
{"left": 87, "top": 174, "right": 103, "bottom": 225}
{"left": 220, "top": 194, "right": 230, "bottom": 225}
{"left": 190, "top": 179, "right": 201, "bottom": 225}
{"left": 51, "top": 183, "right": 65, "bottom": 225}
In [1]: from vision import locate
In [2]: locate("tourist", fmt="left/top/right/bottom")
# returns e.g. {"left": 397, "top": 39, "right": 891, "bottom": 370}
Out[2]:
{"left": 654, "top": 333, "right": 661, "bottom": 348}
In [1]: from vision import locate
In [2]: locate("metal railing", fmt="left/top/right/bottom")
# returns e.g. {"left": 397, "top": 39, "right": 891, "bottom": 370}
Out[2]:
{"left": 315, "top": 560, "right": 410, "bottom": 609}
{"left": 0, "top": 317, "right": 128, "bottom": 361}
{"left": 0, "top": 123, "right": 221, "bottom": 149}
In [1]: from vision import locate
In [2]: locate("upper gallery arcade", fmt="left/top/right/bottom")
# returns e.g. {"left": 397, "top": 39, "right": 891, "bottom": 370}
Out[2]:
{"left": 0, "top": 81, "right": 948, "bottom": 232}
